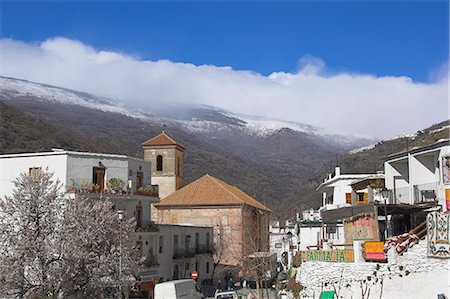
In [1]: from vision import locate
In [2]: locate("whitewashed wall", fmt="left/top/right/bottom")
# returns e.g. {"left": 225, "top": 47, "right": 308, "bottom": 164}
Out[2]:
{"left": 0, "top": 153, "right": 68, "bottom": 198}
{"left": 298, "top": 226, "right": 321, "bottom": 251}
{"left": 296, "top": 241, "right": 449, "bottom": 298}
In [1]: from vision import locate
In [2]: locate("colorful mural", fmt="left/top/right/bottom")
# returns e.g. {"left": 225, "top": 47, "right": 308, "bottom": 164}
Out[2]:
{"left": 427, "top": 212, "right": 450, "bottom": 258}
{"left": 350, "top": 214, "right": 375, "bottom": 240}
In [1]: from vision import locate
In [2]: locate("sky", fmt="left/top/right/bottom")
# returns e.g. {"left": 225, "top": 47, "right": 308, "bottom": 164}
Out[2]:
{"left": 0, "top": 1, "right": 448, "bottom": 138}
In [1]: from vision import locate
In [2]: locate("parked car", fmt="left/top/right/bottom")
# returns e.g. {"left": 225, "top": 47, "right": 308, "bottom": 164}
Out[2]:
{"left": 215, "top": 291, "right": 238, "bottom": 299}
{"left": 154, "top": 279, "right": 204, "bottom": 299}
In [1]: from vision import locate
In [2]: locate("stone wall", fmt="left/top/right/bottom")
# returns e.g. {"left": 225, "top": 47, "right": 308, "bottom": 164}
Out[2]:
{"left": 296, "top": 241, "right": 449, "bottom": 298}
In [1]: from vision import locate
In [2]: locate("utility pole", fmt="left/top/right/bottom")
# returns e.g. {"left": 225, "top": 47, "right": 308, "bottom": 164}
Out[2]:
{"left": 118, "top": 210, "right": 125, "bottom": 299}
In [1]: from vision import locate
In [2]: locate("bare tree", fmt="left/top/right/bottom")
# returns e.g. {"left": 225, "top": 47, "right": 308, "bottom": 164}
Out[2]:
{"left": 0, "top": 171, "right": 140, "bottom": 299}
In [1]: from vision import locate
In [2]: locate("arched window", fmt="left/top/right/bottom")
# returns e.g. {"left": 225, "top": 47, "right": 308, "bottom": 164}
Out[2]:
{"left": 156, "top": 155, "right": 163, "bottom": 171}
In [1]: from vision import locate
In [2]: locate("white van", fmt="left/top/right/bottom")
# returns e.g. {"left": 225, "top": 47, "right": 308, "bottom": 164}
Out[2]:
{"left": 154, "top": 279, "right": 204, "bottom": 299}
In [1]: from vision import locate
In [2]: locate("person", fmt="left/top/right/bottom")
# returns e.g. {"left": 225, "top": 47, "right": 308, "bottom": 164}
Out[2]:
{"left": 227, "top": 277, "right": 234, "bottom": 291}
{"left": 215, "top": 280, "right": 222, "bottom": 295}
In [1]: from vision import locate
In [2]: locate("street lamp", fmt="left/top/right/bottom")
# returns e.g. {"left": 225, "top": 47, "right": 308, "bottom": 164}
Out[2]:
{"left": 381, "top": 188, "right": 390, "bottom": 203}
{"left": 380, "top": 188, "right": 390, "bottom": 240}
{"left": 117, "top": 210, "right": 125, "bottom": 299}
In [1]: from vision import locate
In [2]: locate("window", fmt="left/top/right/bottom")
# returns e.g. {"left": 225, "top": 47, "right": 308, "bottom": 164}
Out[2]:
{"left": 345, "top": 193, "right": 352, "bottom": 204}
{"left": 136, "top": 241, "right": 142, "bottom": 257}
{"left": 177, "top": 157, "right": 181, "bottom": 176}
{"left": 327, "top": 195, "right": 333, "bottom": 205}
{"left": 136, "top": 206, "right": 142, "bottom": 228}
{"left": 159, "top": 236, "right": 164, "bottom": 254}
{"left": 174, "top": 235, "right": 178, "bottom": 255}
{"left": 156, "top": 155, "right": 163, "bottom": 171}
{"left": 275, "top": 243, "right": 282, "bottom": 249}
{"left": 357, "top": 193, "right": 368, "bottom": 204}
{"left": 195, "top": 233, "right": 200, "bottom": 253}
{"left": 206, "top": 262, "right": 210, "bottom": 274}
{"left": 206, "top": 233, "right": 210, "bottom": 252}
{"left": 136, "top": 171, "right": 143, "bottom": 189}
{"left": 195, "top": 261, "right": 199, "bottom": 272}
{"left": 185, "top": 263, "right": 190, "bottom": 271}
{"left": 185, "top": 235, "right": 190, "bottom": 252}
{"left": 29, "top": 167, "right": 43, "bottom": 181}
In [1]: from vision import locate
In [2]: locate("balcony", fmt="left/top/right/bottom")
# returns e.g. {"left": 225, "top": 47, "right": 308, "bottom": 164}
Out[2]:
{"left": 67, "top": 179, "right": 159, "bottom": 198}
{"left": 413, "top": 183, "right": 438, "bottom": 204}
{"left": 194, "top": 244, "right": 213, "bottom": 255}
{"left": 393, "top": 186, "right": 410, "bottom": 204}
{"left": 135, "top": 222, "right": 160, "bottom": 233}
{"left": 173, "top": 247, "right": 196, "bottom": 259}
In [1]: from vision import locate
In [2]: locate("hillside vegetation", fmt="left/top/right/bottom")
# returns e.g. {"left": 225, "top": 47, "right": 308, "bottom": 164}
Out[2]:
{"left": 1, "top": 98, "right": 448, "bottom": 220}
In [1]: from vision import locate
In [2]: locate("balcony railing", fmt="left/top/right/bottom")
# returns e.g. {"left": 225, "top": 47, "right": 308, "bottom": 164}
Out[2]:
{"left": 394, "top": 186, "right": 410, "bottom": 204}
{"left": 173, "top": 247, "right": 196, "bottom": 259}
{"left": 67, "top": 183, "right": 158, "bottom": 198}
{"left": 194, "top": 244, "right": 213, "bottom": 254}
{"left": 413, "top": 183, "right": 438, "bottom": 204}
{"left": 135, "top": 222, "right": 160, "bottom": 232}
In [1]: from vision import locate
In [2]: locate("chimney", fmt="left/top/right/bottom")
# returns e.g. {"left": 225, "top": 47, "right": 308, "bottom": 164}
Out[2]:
{"left": 335, "top": 167, "right": 341, "bottom": 177}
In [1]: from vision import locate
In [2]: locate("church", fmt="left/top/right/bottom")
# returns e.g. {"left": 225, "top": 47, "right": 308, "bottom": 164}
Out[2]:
{"left": 142, "top": 132, "right": 272, "bottom": 277}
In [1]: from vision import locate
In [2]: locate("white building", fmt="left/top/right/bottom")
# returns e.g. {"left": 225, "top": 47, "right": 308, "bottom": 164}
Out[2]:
{"left": 297, "top": 209, "right": 322, "bottom": 251}
{"left": 315, "top": 167, "right": 380, "bottom": 246}
{"left": 0, "top": 149, "right": 153, "bottom": 198}
{"left": 317, "top": 167, "right": 378, "bottom": 212}
{"left": 0, "top": 149, "right": 213, "bottom": 296}
{"left": 384, "top": 139, "right": 449, "bottom": 211}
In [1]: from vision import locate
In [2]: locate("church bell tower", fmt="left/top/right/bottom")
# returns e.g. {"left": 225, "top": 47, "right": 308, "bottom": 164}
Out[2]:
{"left": 142, "top": 131, "right": 185, "bottom": 199}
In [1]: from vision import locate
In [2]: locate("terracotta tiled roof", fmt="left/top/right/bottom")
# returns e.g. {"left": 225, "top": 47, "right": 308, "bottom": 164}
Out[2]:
{"left": 142, "top": 131, "right": 184, "bottom": 148}
{"left": 155, "top": 174, "right": 271, "bottom": 212}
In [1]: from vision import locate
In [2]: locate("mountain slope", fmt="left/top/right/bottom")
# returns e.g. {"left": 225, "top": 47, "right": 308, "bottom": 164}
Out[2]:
{"left": 1, "top": 76, "right": 446, "bottom": 220}
{"left": 338, "top": 120, "right": 449, "bottom": 174}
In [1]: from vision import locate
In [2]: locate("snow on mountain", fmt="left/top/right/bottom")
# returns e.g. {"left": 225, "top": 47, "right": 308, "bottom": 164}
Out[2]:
{"left": 0, "top": 76, "right": 375, "bottom": 147}
{"left": 0, "top": 76, "right": 149, "bottom": 120}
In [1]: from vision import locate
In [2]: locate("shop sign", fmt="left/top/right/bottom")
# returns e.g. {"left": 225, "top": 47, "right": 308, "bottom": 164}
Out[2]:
{"left": 364, "top": 241, "right": 386, "bottom": 261}
{"left": 298, "top": 250, "right": 354, "bottom": 262}
{"left": 350, "top": 214, "right": 375, "bottom": 240}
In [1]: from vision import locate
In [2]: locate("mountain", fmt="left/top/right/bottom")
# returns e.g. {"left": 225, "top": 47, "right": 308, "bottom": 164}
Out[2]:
{"left": 2, "top": 76, "right": 445, "bottom": 219}
{"left": 338, "top": 120, "right": 449, "bottom": 174}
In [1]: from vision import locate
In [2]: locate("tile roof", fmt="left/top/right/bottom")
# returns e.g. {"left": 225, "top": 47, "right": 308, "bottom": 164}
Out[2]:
{"left": 155, "top": 174, "right": 271, "bottom": 212}
{"left": 142, "top": 131, "right": 184, "bottom": 148}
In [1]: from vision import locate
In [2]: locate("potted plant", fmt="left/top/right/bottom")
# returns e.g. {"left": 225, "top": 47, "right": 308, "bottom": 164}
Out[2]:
{"left": 107, "top": 178, "right": 125, "bottom": 194}
{"left": 92, "top": 183, "right": 101, "bottom": 193}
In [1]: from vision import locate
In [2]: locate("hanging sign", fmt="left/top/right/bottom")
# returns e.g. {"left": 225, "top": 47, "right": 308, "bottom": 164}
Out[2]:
{"left": 364, "top": 241, "right": 386, "bottom": 261}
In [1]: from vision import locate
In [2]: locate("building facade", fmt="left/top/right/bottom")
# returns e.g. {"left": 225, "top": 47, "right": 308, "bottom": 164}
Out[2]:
{"left": 155, "top": 174, "right": 271, "bottom": 279}
{"left": 384, "top": 139, "right": 449, "bottom": 211}
{"left": 0, "top": 149, "right": 153, "bottom": 198}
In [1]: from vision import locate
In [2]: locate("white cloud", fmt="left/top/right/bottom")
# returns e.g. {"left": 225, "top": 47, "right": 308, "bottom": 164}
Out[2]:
{"left": 0, "top": 37, "right": 447, "bottom": 138}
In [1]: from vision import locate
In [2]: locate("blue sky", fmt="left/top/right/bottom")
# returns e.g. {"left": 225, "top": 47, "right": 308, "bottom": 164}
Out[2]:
{"left": 1, "top": 1, "right": 448, "bottom": 82}
{"left": 0, "top": 1, "right": 448, "bottom": 137}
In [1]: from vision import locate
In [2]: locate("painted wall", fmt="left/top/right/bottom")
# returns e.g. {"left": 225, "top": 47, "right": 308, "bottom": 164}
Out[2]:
{"left": 296, "top": 241, "right": 449, "bottom": 298}
{"left": 0, "top": 153, "right": 68, "bottom": 198}
{"left": 298, "top": 226, "right": 321, "bottom": 251}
